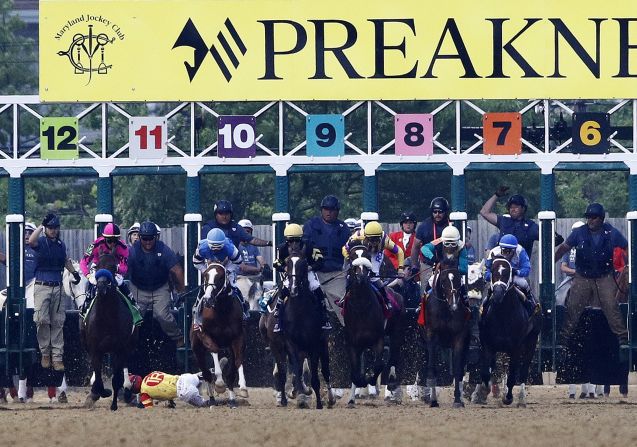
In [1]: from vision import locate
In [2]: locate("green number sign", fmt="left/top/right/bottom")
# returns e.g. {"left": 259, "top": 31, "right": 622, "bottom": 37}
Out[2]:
{"left": 40, "top": 117, "right": 79, "bottom": 160}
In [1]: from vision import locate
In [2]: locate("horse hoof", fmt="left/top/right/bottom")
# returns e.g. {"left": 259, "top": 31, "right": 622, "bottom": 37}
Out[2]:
{"left": 100, "top": 389, "right": 112, "bottom": 398}
{"left": 302, "top": 386, "right": 312, "bottom": 396}
{"left": 228, "top": 399, "right": 237, "bottom": 409}
{"left": 238, "top": 388, "right": 249, "bottom": 399}
{"left": 430, "top": 400, "right": 439, "bottom": 408}
{"left": 214, "top": 382, "right": 226, "bottom": 394}
{"left": 110, "top": 402, "right": 118, "bottom": 411}
{"left": 84, "top": 394, "right": 98, "bottom": 408}
{"left": 297, "top": 400, "right": 309, "bottom": 409}
{"left": 316, "top": 402, "right": 323, "bottom": 410}
{"left": 276, "top": 400, "right": 287, "bottom": 407}
{"left": 327, "top": 399, "right": 335, "bottom": 409}
{"left": 453, "top": 401, "right": 465, "bottom": 408}
{"left": 347, "top": 400, "right": 355, "bottom": 408}
{"left": 287, "top": 390, "right": 297, "bottom": 400}
{"left": 517, "top": 401, "right": 527, "bottom": 408}
{"left": 502, "top": 396, "right": 513, "bottom": 406}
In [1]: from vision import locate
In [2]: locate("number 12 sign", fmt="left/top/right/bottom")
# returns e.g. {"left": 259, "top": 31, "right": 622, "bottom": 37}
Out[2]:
{"left": 129, "top": 117, "right": 167, "bottom": 158}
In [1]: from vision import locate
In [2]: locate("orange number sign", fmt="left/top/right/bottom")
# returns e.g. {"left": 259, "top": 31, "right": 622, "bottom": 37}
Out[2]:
{"left": 483, "top": 112, "right": 522, "bottom": 155}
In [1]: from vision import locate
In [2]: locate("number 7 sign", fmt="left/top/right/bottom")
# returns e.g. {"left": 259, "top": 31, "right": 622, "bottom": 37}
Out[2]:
{"left": 129, "top": 117, "right": 168, "bottom": 159}
{"left": 483, "top": 112, "right": 521, "bottom": 155}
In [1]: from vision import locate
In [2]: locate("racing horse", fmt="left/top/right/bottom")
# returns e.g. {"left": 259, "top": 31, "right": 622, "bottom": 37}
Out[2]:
{"left": 422, "top": 266, "right": 470, "bottom": 408}
{"left": 472, "top": 257, "right": 541, "bottom": 407}
{"left": 344, "top": 245, "right": 405, "bottom": 407}
{"left": 191, "top": 262, "right": 247, "bottom": 408}
{"left": 81, "top": 253, "right": 138, "bottom": 410}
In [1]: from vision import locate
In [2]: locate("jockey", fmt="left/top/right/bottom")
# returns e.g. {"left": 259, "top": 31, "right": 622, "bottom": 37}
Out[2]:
{"left": 385, "top": 211, "right": 417, "bottom": 270}
{"left": 343, "top": 221, "right": 404, "bottom": 311}
{"left": 192, "top": 228, "right": 247, "bottom": 326}
{"left": 421, "top": 225, "right": 469, "bottom": 289}
{"left": 126, "top": 222, "right": 140, "bottom": 246}
{"left": 485, "top": 234, "right": 538, "bottom": 315}
{"left": 344, "top": 217, "right": 360, "bottom": 235}
{"left": 79, "top": 222, "right": 133, "bottom": 312}
{"left": 128, "top": 371, "right": 210, "bottom": 408}
{"left": 271, "top": 223, "right": 332, "bottom": 332}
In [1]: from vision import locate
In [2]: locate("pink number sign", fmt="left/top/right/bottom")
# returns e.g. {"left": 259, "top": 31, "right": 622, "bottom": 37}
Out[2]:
{"left": 395, "top": 114, "right": 433, "bottom": 155}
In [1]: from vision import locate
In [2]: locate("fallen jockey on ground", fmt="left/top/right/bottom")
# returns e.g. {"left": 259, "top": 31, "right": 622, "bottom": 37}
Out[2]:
{"left": 128, "top": 371, "right": 210, "bottom": 408}
{"left": 270, "top": 223, "right": 332, "bottom": 332}
{"left": 192, "top": 228, "right": 248, "bottom": 329}
{"left": 484, "top": 233, "right": 539, "bottom": 316}
{"left": 342, "top": 221, "right": 405, "bottom": 312}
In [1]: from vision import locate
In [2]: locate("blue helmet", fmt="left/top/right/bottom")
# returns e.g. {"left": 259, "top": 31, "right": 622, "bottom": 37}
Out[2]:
{"left": 139, "top": 221, "right": 158, "bottom": 237}
{"left": 214, "top": 200, "right": 233, "bottom": 215}
{"left": 499, "top": 234, "right": 518, "bottom": 249}
{"left": 320, "top": 195, "right": 340, "bottom": 210}
{"left": 207, "top": 228, "right": 226, "bottom": 250}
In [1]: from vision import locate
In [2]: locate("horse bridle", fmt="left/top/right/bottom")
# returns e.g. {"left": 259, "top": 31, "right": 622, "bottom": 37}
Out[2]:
{"left": 203, "top": 263, "right": 230, "bottom": 304}
{"left": 433, "top": 269, "right": 462, "bottom": 311}
{"left": 286, "top": 255, "right": 309, "bottom": 294}
{"left": 490, "top": 258, "right": 513, "bottom": 291}
{"left": 349, "top": 245, "right": 372, "bottom": 278}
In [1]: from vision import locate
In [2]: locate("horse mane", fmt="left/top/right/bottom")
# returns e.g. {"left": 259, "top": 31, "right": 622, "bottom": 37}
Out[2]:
{"left": 96, "top": 252, "right": 118, "bottom": 274}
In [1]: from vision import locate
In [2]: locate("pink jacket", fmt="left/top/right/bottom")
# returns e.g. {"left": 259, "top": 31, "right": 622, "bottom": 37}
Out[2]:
{"left": 80, "top": 237, "right": 129, "bottom": 276}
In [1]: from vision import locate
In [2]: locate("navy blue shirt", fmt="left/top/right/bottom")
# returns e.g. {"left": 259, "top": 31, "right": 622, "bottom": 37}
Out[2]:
{"left": 238, "top": 243, "right": 261, "bottom": 275}
{"left": 202, "top": 219, "right": 254, "bottom": 248}
{"left": 32, "top": 236, "right": 67, "bottom": 283}
{"left": 415, "top": 217, "right": 450, "bottom": 264}
{"left": 566, "top": 223, "right": 627, "bottom": 278}
{"left": 496, "top": 215, "right": 539, "bottom": 256}
{"left": 127, "top": 240, "right": 179, "bottom": 291}
{"left": 303, "top": 216, "right": 349, "bottom": 272}
{"left": 24, "top": 246, "right": 37, "bottom": 283}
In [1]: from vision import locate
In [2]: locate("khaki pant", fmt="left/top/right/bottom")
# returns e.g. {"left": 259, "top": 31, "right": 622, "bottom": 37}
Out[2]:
{"left": 236, "top": 275, "right": 263, "bottom": 311}
{"left": 316, "top": 270, "right": 346, "bottom": 325}
{"left": 33, "top": 284, "right": 66, "bottom": 361}
{"left": 562, "top": 272, "right": 628, "bottom": 343}
{"left": 130, "top": 282, "right": 182, "bottom": 341}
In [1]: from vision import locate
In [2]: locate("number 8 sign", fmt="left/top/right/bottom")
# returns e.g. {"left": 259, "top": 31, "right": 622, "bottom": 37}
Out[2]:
{"left": 395, "top": 114, "right": 433, "bottom": 155}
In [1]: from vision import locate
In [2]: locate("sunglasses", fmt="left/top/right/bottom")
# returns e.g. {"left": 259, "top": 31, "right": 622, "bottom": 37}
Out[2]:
{"left": 432, "top": 210, "right": 445, "bottom": 215}
{"left": 140, "top": 236, "right": 155, "bottom": 241}
{"left": 105, "top": 237, "right": 118, "bottom": 244}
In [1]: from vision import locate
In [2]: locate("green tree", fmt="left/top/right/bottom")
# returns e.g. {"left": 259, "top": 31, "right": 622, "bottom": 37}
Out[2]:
{"left": 0, "top": 0, "right": 37, "bottom": 94}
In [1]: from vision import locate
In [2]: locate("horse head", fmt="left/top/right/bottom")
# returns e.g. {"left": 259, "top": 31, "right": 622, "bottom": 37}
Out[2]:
{"left": 285, "top": 251, "right": 309, "bottom": 297}
{"left": 64, "top": 260, "right": 88, "bottom": 308}
{"left": 434, "top": 268, "right": 463, "bottom": 311}
{"left": 490, "top": 257, "right": 513, "bottom": 305}
{"left": 348, "top": 245, "right": 373, "bottom": 284}
{"left": 202, "top": 263, "right": 230, "bottom": 306}
{"left": 95, "top": 269, "right": 116, "bottom": 297}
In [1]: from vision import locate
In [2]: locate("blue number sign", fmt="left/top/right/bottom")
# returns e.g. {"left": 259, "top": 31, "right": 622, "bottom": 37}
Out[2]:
{"left": 306, "top": 114, "right": 344, "bottom": 157}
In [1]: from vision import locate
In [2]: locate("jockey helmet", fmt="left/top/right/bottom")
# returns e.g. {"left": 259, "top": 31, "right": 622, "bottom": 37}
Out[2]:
{"left": 102, "top": 223, "right": 121, "bottom": 238}
{"left": 128, "top": 374, "right": 142, "bottom": 394}
{"left": 364, "top": 221, "right": 383, "bottom": 238}
{"left": 441, "top": 226, "right": 461, "bottom": 247}
{"left": 128, "top": 222, "right": 140, "bottom": 235}
{"left": 344, "top": 218, "right": 359, "bottom": 231}
{"left": 207, "top": 228, "right": 226, "bottom": 250}
{"left": 320, "top": 195, "right": 340, "bottom": 210}
{"left": 571, "top": 221, "right": 585, "bottom": 230}
{"left": 139, "top": 221, "right": 158, "bottom": 237}
{"left": 400, "top": 211, "right": 417, "bottom": 225}
{"left": 284, "top": 223, "right": 303, "bottom": 240}
{"left": 214, "top": 200, "right": 233, "bottom": 215}
{"left": 25, "top": 222, "right": 37, "bottom": 232}
{"left": 499, "top": 234, "right": 518, "bottom": 249}
{"left": 506, "top": 194, "right": 527, "bottom": 211}
{"left": 430, "top": 197, "right": 449, "bottom": 213}
{"left": 45, "top": 214, "right": 61, "bottom": 228}
{"left": 584, "top": 202, "right": 605, "bottom": 219}
{"left": 238, "top": 219, "right": 253, "bottom": 230}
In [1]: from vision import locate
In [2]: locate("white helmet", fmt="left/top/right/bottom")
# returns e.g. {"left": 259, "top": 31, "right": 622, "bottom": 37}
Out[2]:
{"left": 25, "top": 222, "right": 37, "bottom": 232}
{"left": 441, "top": 226, "right": 463, "bottom": 248}
{"left": 238, "top": 219, "right": 253, "bottom": 230}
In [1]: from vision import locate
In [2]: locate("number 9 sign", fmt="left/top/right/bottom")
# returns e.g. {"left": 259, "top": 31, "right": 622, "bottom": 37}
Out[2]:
{"left": 572, "top": 112, "right": 610, "bottom": 154}
{"left": 306, "top": 115, "right": 344, "bottom": 157}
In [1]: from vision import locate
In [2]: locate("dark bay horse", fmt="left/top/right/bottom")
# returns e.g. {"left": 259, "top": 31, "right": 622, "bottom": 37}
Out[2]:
{"left": 345, "top": 245, "right": 405, "bottom": 407}
{"left": 423, "top": 267, "right": 470, "bottom": 408}
{"left": 191, "top": 262, "right": 247, "bottom": 408}
{"left": 472, "top": 257, "right": 541, "bottom": 407}
{"left": 81, "top": 253, "right": 138, "bottom": 410}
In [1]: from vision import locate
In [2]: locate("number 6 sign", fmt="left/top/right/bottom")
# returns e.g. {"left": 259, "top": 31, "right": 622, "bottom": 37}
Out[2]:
{"left": 129, "top": 117, "right": 167, "bottom": 159}
{"left": 572, "top": 112, "right": 610, "bottom": 154}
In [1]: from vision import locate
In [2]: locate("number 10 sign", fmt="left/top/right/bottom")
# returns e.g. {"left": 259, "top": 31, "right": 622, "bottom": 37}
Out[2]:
{"left": 218, "top": 116, "right": 256, "bottom": 158}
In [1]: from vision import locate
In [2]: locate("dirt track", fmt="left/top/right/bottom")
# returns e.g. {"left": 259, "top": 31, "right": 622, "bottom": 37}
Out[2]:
{"left": 1, "top": 386, "right": 636, "bottom": 447}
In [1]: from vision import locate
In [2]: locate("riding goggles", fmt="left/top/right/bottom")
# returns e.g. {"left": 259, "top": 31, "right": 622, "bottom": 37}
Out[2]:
{"left": 501, "top": 247, "right": 514, "bottom": 255}
{"left": 442, "top": 240, "right": 458, "bottom": 248}
{"left": 286, "top": 237, "right": 302, "bottom": 243}
{"left": 432, "top": 210, "right": 445, "bottom": 215}
{"left": 105, "top": 237, "right": 118, "bottom": 244}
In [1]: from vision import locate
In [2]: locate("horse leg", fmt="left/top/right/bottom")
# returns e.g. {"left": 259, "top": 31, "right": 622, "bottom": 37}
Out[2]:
{"left": 369, "top": 338, "right": 385, "bottom": 391}
{"left": 426, "top": 333, "right": 439, "bottom": 408}
{"left": 211, "top": 352, "right": 226, "bottom": 394}
{"left": 232, "top": 335, "right": 248, "bottom": 399}
{"left": 122, "top": 367, "right": 133, "bottom": 404}
{"left": 471, "top": 345, "right": 493, "bottom": 405}
{"left": 310, "top": 353, "right": 323, "bottom": 410}
{"left": 452, "top": 335, "right": 467, "bottom": 408}
{"left": 319, "top": 339, "right": 335, "bottom": 408}
{"left": 110, "top": 358, "right": 124, "bottom": 411}
{"left": 191, "top": 335, "right": 216, "bottom": 405}
{"left": 86, "top": 353, "right": 110, "bottom": 408}
{"left": 347, "top": 347, "right": 364, "bottom": 407}
{"left": 503, "top": 351, "right": 518, "bottom": 406}
{"left": 516, "top": 333, "right": 539, "bottom": 408}
{"left": 291, "top": 351, "right": 309, "bottom": 409}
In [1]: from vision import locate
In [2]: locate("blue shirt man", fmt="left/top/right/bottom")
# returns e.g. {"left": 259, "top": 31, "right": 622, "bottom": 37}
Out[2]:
{"left": 201, "top": 200, "right": 271, "bottom": 249}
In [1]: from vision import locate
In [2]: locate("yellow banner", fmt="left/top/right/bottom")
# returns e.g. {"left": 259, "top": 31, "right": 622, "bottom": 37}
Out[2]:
{"left": 40, "top": 0, "right": 637, "bottom": 101}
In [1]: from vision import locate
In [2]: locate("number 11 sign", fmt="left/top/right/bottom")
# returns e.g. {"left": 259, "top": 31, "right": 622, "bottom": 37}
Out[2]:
{"left": 129, "top": 117, "right": 168, "bottom": 159}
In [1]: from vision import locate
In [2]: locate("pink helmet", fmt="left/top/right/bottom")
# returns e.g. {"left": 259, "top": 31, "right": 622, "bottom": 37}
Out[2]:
{"left": 102, "top": 223, "right": 121, "bottom": 238}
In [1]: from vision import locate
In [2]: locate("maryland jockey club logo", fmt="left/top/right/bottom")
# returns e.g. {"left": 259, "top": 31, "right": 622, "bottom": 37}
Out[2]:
{"left": 173, "top": 18, "right": 247, "bottom": 82}
{"left": 55, "top": 14, "right": 125, "bottom": 85}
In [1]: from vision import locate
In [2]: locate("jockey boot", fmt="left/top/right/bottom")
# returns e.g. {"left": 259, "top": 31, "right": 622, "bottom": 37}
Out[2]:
{"left": 313, "top": 288, "right": 332, "bottom": 331}
{"left": 233, "top": 287, "right": 250, "bottom": 320}
{"left": 81, "top": 284, "right": 96, "bottom": 317}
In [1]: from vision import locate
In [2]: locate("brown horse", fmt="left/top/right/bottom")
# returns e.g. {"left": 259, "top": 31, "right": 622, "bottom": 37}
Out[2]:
{"left": 81, "top": 253, "right": 138, "bottom": 410}
{"left": 191, "top": 263, "right": 247, "bottom": 408}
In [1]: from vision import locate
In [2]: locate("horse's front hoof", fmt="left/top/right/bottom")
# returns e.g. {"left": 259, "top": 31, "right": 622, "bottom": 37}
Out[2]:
{"left": 214, "top": 381, "right": 226, "bottom": 394}
{"left": 297, "top": 395, "right": 309, "bottom": 409}
{"left": 228, "top": 399, "right": 237, "bottom": 409}
{"left": 347, "top": 400, "right": 355, "bottom": 408}
{"left": 517, "top": 401, "right": 527, "bottom": 408}
{"left": 502, "top": 396, "right": 513, "bottom": 406}
{"left": 453, "top": 401, "right": 465, "bottom": 408}
{"left": 238, "top": 388, "right": 249, "bottom": 399}
{"left": 100, "top": 389, "right": 112, "bottom": 398}
{"left": 110, "top": 402, "right": 118, "bottom": 411}
{"left": 276, "top": 399, "right": 287, "bottom": 407}
{"left": 84, "top": 393, "right": 99, "bottom": 408}
{"left": 430, "top": 400, "right": 439, "bottom": 408}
